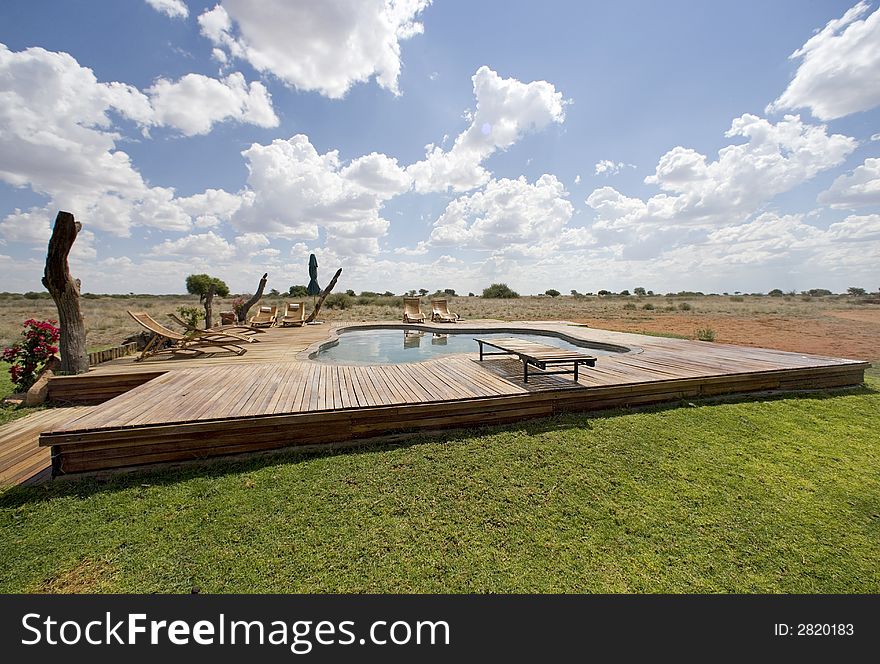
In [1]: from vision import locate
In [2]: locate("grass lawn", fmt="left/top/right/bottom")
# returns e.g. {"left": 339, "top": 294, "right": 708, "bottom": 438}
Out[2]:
{"left": 0, "top": 361, "right": 44, "bottom": 426}
{"left": 1, "top": 378, "right": 878, "bottom": 593}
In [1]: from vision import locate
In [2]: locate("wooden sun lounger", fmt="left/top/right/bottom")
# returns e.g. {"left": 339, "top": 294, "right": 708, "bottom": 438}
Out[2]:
{"left": 475, "top": 337, "right": 596, "bottom": 383}
{"left": 430, "top": 299, "right": 460, "bottom": 322}
{"left": 279, "top": 301, "right": 306, "bottom": 327}
{"left": 403, "top": 297, "right": 426, "bottom": 323}
{"left": 167, "top": 313, "right": 261, "bottom": 342}
{"left": 249, "top": 305, "right": 277, "bottom": 328}
{"left": 128, "top": 311, "right": 248, "bottom": 361}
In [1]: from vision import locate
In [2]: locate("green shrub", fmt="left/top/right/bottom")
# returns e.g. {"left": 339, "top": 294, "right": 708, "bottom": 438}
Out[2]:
{"left": 730, "top": 296, "right": 744, "bottom": 302}
{"left": 482, "top": 283, "right": 520, "bottom": 298}
{"left": 642, "top": 303, "right": 654, "bottom": 310}
{"left": 289, "top": 285, "right": 309, "bottom": 297}
{"left": 623, "top": 303, "right": 637, "bottom": 310}
{"left": 678, "top": 302, "right": 693, "bottom": 311}
{"left": 325, "top": 293, "right": 352, "bottom": 309}
{"left": 176, "top": 306, "right": 203, "bottom": 328}
{"left": 695, "top": 328, "right": 716, "bottom": 342}
{"left": 545, "top": 289, "right": 560, "bottom": 297}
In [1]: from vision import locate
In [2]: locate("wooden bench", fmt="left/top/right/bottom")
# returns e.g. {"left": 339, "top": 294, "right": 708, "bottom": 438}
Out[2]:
{"left": 474, "top": 337, "right": 597, "bottom": 383}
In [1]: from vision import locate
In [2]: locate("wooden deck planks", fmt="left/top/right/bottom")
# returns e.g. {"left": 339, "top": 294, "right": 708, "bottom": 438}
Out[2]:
{"left": 4, "top": 320, "right": 864, "bottom": 481}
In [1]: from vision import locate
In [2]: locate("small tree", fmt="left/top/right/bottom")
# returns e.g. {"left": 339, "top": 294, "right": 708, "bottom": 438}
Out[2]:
{"left": 768, "top": 288, "right": 784, "bottom": 297}
{"left": 185, "top": 274, "right": 229, "bottom": 329}
{"left": 545, "top": 289, "right": 560, "bottom": 297}
{"left": 443, "top": 288, "right": 456, "bottom": 296}
{"left": 847, "top": 286, "right": 867, "bottom": 297}
{"left": 418, "top": 288, "right": 429, "bottom": 297}
{"left": 482, "top": 283, "right": 520, "bottom": 298}
{"left": 289, "top": 285, "right": 309, "bottom": 297}
{"left": 633, "top": 287, "right": 646, "bottom": 297}
{"left": 620, "top": 289, "right": 631, "bottom": 296}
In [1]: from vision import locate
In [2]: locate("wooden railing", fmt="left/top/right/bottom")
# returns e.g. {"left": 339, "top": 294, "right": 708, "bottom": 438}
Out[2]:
{"left": 87, "top": 342, "right": 138, "bottom": 366}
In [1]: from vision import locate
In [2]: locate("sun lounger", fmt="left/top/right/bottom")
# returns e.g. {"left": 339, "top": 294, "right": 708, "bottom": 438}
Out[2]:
{"left": 128, "top": 311, "right": 248, "bottom": 361}
{"left": 475, "top": 337, "right": 596, "bottom": 383}
{"left": 403, "top": 297, "right": 426, "bottom": 323}
{"left": 430, "top": 299, "right": 460, "bottom": 322}
{"left": 279, "top": 301, "right": 306, "bottom": 327}
{"left": 167, "top": 313, "right": 262, "bottom": 340}
{"left": 249, "top": 305, "right": 277, "bottom": 328}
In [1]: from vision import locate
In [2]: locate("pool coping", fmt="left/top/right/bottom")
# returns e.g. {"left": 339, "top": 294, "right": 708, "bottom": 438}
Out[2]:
{"left": 297, "top": 321, "right": 640, "bottom": 364}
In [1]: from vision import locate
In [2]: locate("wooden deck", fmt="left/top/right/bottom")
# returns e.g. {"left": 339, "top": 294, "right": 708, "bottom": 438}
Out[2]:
{"left": 0, "top": 407, "right": 92, "bottom": 485}
{"left": 0, "top": 321, "right": 869, "bottom": 483}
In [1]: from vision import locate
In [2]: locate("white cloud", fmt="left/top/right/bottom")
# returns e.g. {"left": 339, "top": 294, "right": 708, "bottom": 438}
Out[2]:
{"left": 407, "top": 66, "right": 568, "bottom": 193}
{"left": 145, "top": 0, "right": 189, "bottom": 19}
{"left": 231, "top": 134, "right": 410, "bottom": 254}
{"left": 0, "top": 208, "right": 53, "bottom": 245}
{"left": 872, "top": 133, "right": 880, "bottom": 141}
{"left": 768, "top": 2, "right": 880, "bottom": 120}
{"left": 176, "top": 188, "right": 245, "bottom": 228}
{"left": 817, "top": 157, "right": 880, "bottom": 209}
{"left": 197, "top": 0, "right": 430, "bottom": 98}
{"left": 588, "top": 114, "right": 856, "bottom": 234}
{"left": 151, "top": 230, "right": 236, "bottom": 260}
{"left": 0, "top": 43, "right": 277, "bottom": 242}
{"left": 147, "top": 72, "right": 278, "bottom": 136}
{"left": 574, "top": 174, "right": 581, "bottom": 185}
{"left": 428, "top": 174, "right": 573, "bottom": 253}
{"left": 594, "top": 160, "right": 635, "bottom": 176}
{"left": 825, "top": 213, "right": 880, "bottom": 241}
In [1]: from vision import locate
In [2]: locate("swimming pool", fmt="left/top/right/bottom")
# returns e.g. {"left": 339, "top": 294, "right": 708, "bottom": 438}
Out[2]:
{"left": 311, "top": 328, "right": 627, "bottom": 364}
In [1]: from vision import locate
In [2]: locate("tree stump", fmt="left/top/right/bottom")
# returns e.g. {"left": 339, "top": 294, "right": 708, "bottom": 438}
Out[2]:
{"left": 42, "top": 211, "right": 88, "bottom": 375}
{"left": 238, "top": 273, "right": 268, "bottom": 322}
{"left": 306, "top": 268, "right": 342, "bottom": 323}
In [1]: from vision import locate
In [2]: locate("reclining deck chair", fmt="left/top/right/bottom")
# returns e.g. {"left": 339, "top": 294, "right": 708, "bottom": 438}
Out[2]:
{"left": 402, "top": 297, "right": 426, "bottom": 323}
{"left": 430, "top": 299, "right": 460, "bottom": 322}
{"left": 279, "top": 301, "right": 306, "bottom": 327}
{"left": 167, "top": 313, "right": 262, "bottom": 341}
{"left": 128, "top": 311, "right": 249, "bottom": 361}
{"left": 248, "top": 305, "right": 277, "bottom": 328}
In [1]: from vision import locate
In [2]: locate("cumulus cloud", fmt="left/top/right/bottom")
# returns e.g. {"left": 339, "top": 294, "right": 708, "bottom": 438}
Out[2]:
{"left": 817, "top": 157, "right": 880, "bottom": 209}
{"left": 0, "top": 43, "right": 275, "bottom": 242}
{"left": 768, "top": 2, "right": 880, "bottom": 120}
{"left": 594, "top": 160, "right": 635, "bottom": 176}
{"left": 145, "top": 0, "right": 189, "bottom": 19}
{"left": 825, "top": 213, "right": 880, "bottom": 241}
{"left": 0, "top": 208, "right": 54, "bottom": 245}
{"left": 407, "top": 66, "right": 568, "bottom": 193}
{"left": 148, "top": 72, "right": 278, "bottom": 136}
{"left": 231, "top": 134, "right": 411, "bottom": 254}
{"left": 428, "top": 174, "right": 573, "bottom": 253}
{"left": 197, "top": 0, "right": 430, "bottom": 98}
{"left": 587, "top": 114, "right": 856, "bottom": 235}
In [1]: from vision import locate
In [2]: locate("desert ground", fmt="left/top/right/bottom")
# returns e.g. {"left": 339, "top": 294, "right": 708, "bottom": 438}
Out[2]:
{"left": 1, "top": 292, "right": 877, "bottom": 365}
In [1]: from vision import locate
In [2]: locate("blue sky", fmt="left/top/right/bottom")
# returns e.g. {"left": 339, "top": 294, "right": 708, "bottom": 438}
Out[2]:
{"left": 0, "top": 0, "right": 878, "bottom": 295}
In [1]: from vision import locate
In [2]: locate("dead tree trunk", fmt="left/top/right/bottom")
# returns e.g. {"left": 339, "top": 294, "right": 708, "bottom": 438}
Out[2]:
{"left": 237, "top": 273, "right": 268, "bottom": 322}
{"left": 41, "top": 211, "right": 89, "bottom": 375}
{"left": 306, "top": 268, "right": 342, "bottom": 323}
{"left": 202, "top": 283, "right": 216, "bottom": 329}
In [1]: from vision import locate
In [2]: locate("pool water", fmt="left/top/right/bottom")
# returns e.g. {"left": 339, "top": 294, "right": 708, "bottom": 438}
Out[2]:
{"left": 311, "top": 328, "right": 624, "bottom": 365}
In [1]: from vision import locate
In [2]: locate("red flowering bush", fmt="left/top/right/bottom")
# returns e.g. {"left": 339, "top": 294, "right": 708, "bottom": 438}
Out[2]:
{"left": 231, "top": 296, "right": 249, "bottom": 317}
{"left": 2, "top": 319, "right": 60, "bottom": 392}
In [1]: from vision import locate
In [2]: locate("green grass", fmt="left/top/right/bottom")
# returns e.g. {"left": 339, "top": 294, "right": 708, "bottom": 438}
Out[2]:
{"left": 1, "top": 379, "right": 878, "bottom": 593}
{"left": 0, "top": 361, "right": 43, "bottom": 425}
